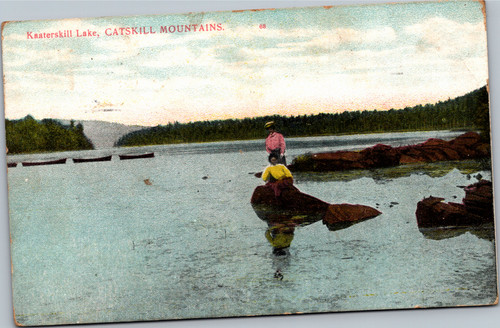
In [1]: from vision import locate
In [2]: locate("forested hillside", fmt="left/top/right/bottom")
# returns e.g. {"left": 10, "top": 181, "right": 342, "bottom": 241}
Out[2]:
{"left": 116, "top": 86, "right": 489, "bottom": 147}
{"left": 6, "top": 116, "right": 94, "bottom": 154}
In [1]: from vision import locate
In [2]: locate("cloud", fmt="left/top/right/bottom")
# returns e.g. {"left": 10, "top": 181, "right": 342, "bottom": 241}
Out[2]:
{"left": 276, "top": 26, "right": 397, "bottom": 52}
{"left": 126, "top": 24, "right": 399, "bottom": 70}
{"left": 2, "top": 7, "right": 488, "bottom": 126}
{"left": 2, "top": 46, "right": 78, "bottom": 68}
{"left": 404, "top": 17, "right": 486, "bottom": 57}
{"left": 92, "top": 33, "right": 169, "bottom": 54}
{"left": 222, "top": 25, "right": 319, "bottom": 41}
{"left": 140, "top": 46, "right": 212, "bottom": 68}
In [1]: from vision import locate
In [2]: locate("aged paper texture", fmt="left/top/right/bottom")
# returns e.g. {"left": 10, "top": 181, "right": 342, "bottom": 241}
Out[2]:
{"left": 1, "top": 0, "right": 497, "bottom": 326}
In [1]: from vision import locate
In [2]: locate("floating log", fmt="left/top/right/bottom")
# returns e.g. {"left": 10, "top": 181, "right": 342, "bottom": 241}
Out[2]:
{"left": 119, "top": 152, "right": 154, "bottom": 160}
{"left": 73, "top": 155, "right": 112, "bottom": 163}
{"left": 22, "top": 158, "right": 67, "bottom": 167}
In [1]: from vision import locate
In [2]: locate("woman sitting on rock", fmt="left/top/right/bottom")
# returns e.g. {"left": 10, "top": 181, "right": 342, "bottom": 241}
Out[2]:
{"left": 262, "top": 153, "right": 294, "bottom": 197}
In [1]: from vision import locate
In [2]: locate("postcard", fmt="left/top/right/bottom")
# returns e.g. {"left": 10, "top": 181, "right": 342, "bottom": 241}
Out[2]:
{"left": 1, "top": 0, "right": 497, "bottom": 326}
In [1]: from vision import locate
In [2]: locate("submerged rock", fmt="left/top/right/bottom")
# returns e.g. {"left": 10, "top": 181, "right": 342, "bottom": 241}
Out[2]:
{"left": 415, "top": 180, "right": 493, "bottom": 229}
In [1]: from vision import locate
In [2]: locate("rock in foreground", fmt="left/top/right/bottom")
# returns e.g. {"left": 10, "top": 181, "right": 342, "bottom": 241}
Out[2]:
{"left": 250, "top": 185, "right": 330, "bottom": 227}
{"left": 324, "top": 204, "right": 382, "bottom": 231}
{"left": 250, "top": 185, "right": 381, "bottom": 231}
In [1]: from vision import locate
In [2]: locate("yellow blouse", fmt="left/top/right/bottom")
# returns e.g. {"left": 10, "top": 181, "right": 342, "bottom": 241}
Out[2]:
{"left": 262, "top": 164, "right": 293, "bottom": 182}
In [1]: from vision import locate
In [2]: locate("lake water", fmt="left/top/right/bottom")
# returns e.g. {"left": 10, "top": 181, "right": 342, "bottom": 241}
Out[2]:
{"left": 6, "top": 131, "right": 498, "bottom": 326}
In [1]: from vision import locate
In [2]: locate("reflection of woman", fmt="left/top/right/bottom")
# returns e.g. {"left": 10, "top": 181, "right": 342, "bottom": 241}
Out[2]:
{"left": 262, "top": 153, "right": 294, "bottom": 197}
{"left": 265, "top": 224, "right": 295, "bottom": 256}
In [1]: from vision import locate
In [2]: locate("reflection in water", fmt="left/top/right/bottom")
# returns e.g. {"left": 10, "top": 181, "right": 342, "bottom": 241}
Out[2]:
{"left": 255, "top": 206, "right": 320, "bottom": 257}
{"left": 251, "top": 184, "right": 330, "bottom": 256}
{"left": 294, "top": 159, "right": 491, "bottom": 183}
{"left": 419, "top": 224, "right": 495, "bottom": 241}
{"left": 251, "top": 184, "right": 382, "bottom": 257}
{"left": 265, "top": 224, "right": 293, "bottom": 280}
{"left": 272, "top": 250, "right": 291, "bottom": 281}
{"left": 266, "top": 224, "right": 295, "bottom": 256}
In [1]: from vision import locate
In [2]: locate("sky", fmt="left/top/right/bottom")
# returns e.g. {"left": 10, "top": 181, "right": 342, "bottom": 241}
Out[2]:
{"left": 1, "top": 0, "right": 489, "bottom": 126}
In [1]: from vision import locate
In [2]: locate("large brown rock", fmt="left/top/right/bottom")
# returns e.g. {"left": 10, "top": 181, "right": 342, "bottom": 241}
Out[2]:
{"left": 421, "top": 138, "right": 450, "bottom": 147}
{"left": 447, "top": 131, "right": 484, "bottom": 159}
{"left": 449, "top": 131, "right": 482, "bottom": 147}
{"left": 323, "top": 204, "right": 382, "bottom": 231}
{"left": 251, "top": 185, "right": 382, "bottom": 231}
{"left": 250, "top": 185, "right": 330, "bottom": 227}
{"left": 289, "top": 132, "right": 490, "bottom": 172}
{"left": 311, "top": 151, "right": 366, "bottom": 171}
{"left": 415, "top": 197, "right": 471, "bottom": 228}
{"left": 463, "top": 180, "right": 493, "bottom": 220}
{"left": 415, "top": 180, "right": 493, "bottom": 228}
{"left": 251, "top": 184, "right": 383, "bottom": 253}
{"left": 312, "top": 151, "right": 364, "bottom": 162}
{"left": 360, "top": 144, "right": 400, "bottom": 168}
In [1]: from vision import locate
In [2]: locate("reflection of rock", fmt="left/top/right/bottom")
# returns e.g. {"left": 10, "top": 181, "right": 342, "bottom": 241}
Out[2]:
{"left": 418, "top": 225, "right": 495, "bottom": 241}
{"left": 416, "top": 180, "right": 493, "bottom": 231}
{"left": 289, "top": 132, "right": 490, "bottom": 172}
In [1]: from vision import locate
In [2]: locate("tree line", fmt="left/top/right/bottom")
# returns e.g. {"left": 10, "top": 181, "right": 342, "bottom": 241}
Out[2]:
{"left": 4, "top": 86, "right": 489, "bottom": 153}
{"left": 116, "top": 85, "right": 490, "bottom": 147}
{"left": 6, "top": 116, "right": 94, "bottom": 154}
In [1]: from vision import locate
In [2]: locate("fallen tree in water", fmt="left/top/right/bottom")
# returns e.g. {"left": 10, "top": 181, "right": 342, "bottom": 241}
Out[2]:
{"left": 288, "top": 132, "right": 490, "bottom": 172}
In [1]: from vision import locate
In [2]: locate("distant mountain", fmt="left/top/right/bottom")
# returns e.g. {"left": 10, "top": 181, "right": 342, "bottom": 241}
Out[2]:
{"left": 62, "top": 120, "right": 145, "bottom": 149}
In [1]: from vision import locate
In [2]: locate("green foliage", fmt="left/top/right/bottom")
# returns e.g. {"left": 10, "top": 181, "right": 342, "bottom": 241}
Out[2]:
{"left": 6, "top": 116, "right": 94, "bottom": 154}
{"left": 116, "top": 86, "right": 490, "bottom": 147}
{"left": 473, "top": 87, "right": 491, "bottom": 142}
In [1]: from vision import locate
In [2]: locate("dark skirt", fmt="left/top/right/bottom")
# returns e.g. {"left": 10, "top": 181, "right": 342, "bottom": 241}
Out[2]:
{"left": 266, "top": 177, "right": 294, "bottom": 197}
